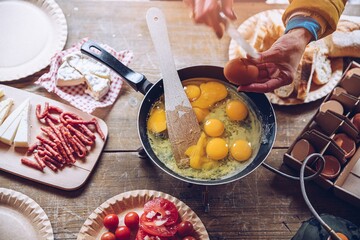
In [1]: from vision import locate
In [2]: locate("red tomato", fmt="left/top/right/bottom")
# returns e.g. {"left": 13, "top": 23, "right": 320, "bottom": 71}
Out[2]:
{"left": 115, "top": 226, "right": 131, "bottom": 240}
{"left": 124, "top": 211, "right": 139, "bottom": 229}
{"left": 182, "top": 236, "right": 196, "bottom": 240}
{"left": 103, "top": 214, "right": 119, "bottom": 230}
{"left": 136, "top": 229, "right": 176, "bottom": 240}
{"left": 177, "top": 221, "right": 194, "bottom": 237}
{"left": 143, "top": 198, "right": 179, "bottom": 226}
{"left": 101, "top": 232, "right": 116, "bottom": 240}
{"left": 139, "top": 213, "right": 177, "bottom": 237}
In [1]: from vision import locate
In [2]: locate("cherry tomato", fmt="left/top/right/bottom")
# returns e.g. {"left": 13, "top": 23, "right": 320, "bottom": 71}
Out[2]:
{"left": 100, "top": 232, "right": 116, "bottom": 240}
{"left": 177, "top": 221, "right": 194, "bottom": 237}
{"left": 103, "top": 214, "right": 119, "bottom": 230}
{"left": 124, "top": 211, "right": 139, "bottom": 229}
{"left": 115, "top": 226, "right": 131, "bottom": 240}
{"left": 182, "top": 236, "right": 196, "bottom": 240}
{"left": 143, "top": 198, "right": 179, "bottom": 226}
{"left": 139, "top": 213, "right": 177, "bottom": 237}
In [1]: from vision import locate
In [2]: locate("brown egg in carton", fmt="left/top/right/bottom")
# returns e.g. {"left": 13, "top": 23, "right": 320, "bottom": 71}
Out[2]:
{"left": 283, "top": 62, "right": 360, "bottom": 207}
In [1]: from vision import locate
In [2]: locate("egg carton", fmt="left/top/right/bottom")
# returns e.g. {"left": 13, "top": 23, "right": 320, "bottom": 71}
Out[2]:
{"left": 283, "top": 61, "right": 360, "bottom": 207}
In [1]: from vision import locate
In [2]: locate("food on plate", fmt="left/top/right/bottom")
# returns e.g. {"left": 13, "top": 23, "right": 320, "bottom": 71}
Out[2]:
{"left": 22, "top": 102, "right": 105, "bottom": 172}
{"left": 177, "top": 221, "right": 194, "bottom": 238}
{"left": 101, "top": 232, "right": 116, "bottom": 240}
{"left": 101, "top": 197, "right": 199, "bottom": 240}
{"left": 147, "top": 79, "right": 261, "bottom": 180}
{"left": 124, "top": 212, "right": 140, "bottom": 229}
{"left": 0, "top": 98, "right": 30, "bottom": 146}
{"left": 0, "top": 98, "right": 14, "bottom": 125}
{"left": 115, "top": 226, "right": 131, "bottom": 240}
{"left": 104, "top": 214, "right": 120, "bottom": 230}
{"left": 56, "top": 51, "right": 111, "bottom": 101}
{"left": 224, "top": 58, "right": 259, "bottom": 86}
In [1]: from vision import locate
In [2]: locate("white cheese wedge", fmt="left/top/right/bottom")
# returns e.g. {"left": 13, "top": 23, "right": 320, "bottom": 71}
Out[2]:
{"left": 0, "top": 99, "right": 30, "bottom": 142}
{"left": 0, "top": 98, "right": 14, "bottom": 125}
{"left": 56, "top": 61, "right": 86, "bottom": 87}
{"left": 84, "top": 74, "right": 111, "bottom": 100}
{"left": 0, "top": 88, "right": 4, "bottom": 98}
{"left": 65, "top": 52, "right": 111, "bottom": 79}
{"left": 13, "top": 102, "right": 31, "bottom": 147}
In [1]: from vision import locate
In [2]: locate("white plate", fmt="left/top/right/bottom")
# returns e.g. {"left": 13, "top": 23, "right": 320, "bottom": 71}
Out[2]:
{"left": 77, "top": 190, "right": 210, "bottom": 240}
{"left": 228, "top": 9, "right": 343, "bottom": 105}
{"left": 0, "top": 0, "right": 67, "bottom": 81}
{"left": 0, "top": 188, "right": 54, "bottom": 240}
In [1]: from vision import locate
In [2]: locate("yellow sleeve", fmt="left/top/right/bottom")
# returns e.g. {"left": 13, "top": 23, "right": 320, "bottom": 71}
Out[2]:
{"left": 283, "top": 0, "right": 347, "bottom": 38}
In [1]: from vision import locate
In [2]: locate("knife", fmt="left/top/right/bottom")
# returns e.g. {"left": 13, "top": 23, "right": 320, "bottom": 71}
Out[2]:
{"left": 220, "top": 13, "right": 259, "bottom": 59}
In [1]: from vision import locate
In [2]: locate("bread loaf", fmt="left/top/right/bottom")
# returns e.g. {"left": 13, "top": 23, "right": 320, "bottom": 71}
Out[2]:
{"left": 325, "top": 30, "right": 360, "bottom": 58}
{"left": 297, "top": 46, "right": 316, "bottom": 100}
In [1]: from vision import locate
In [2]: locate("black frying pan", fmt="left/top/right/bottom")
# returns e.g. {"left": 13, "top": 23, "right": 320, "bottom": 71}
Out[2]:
{"left": 81, "top": 40, "right": 277, "bottom": 186}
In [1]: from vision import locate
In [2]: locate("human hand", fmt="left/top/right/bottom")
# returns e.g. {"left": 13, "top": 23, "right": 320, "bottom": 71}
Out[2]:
{"left": 238, "top": 28, "right": 313, "bottom": 93}
{"left": 183, "top": 0, "right": 236, "bottom": 38}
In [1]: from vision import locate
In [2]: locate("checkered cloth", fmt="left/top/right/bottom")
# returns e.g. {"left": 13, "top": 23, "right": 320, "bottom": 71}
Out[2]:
{"left": 35, "top": 38, "right": 133, "bottom": 113}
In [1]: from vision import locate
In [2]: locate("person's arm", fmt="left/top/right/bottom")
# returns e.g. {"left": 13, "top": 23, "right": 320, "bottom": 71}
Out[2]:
{"left": 283, "top": 0, "right": 347, "bottom": 39}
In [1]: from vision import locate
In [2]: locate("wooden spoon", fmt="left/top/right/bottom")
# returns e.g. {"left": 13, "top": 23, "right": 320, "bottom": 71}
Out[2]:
{"left": 146, "top": 7, "right": 201, "bottom": 168}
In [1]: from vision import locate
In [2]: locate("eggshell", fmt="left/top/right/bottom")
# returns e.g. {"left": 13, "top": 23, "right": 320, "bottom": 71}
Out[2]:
{"left": 319, "top": 100, "right": 344, "bottom": 115}
{"left": 290, "top": 139, "right": 315, "bottom": 162}
{"left": 224, "top": 58, "right": 259, "bottom": 86}
{"left": 316, "top": 155, "right": 341, "bottom": 180}
{"left": 333, "top": 133, "right": 356, "bottom": 159}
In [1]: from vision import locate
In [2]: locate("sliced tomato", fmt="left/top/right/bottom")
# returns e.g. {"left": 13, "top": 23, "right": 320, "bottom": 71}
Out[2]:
{"left": 143, "top": 198, "right": 179, "bottom": 226}
{"left": 140, "top": 213, "right": 177, "bottom": 237}
{"left": 136, "top": 229, "right": 176, "bottom": 240}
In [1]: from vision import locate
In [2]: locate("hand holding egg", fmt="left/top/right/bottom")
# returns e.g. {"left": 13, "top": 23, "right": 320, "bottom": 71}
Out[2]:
{"left": 224, "top": 58, "right": 259, "bottom": 86}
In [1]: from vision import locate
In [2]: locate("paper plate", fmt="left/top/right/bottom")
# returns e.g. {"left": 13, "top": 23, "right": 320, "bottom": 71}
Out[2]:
{"left": 77, "top": 190, "right": 209, "bottom": 240}
{"left": 0, "top": 0, "right": 67, "bottom": 81}
{"left": 228, "top": 9, "right": 343, "bottom": 105}
{"left": 0, "top": 188, "right": 54, "bottom": 240}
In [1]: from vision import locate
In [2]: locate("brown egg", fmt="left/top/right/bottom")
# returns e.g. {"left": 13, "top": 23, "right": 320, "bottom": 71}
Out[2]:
{"left": 315, "top": 155, "right": 341, "bottom": 180}
{"left": 224, "top": 58, "right": 259, "bottom": 86}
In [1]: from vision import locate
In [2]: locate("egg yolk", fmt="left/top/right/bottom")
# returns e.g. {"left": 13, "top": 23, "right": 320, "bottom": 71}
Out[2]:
{"left": 193, "top": 107, "right": 209, "bottom": 123}
{"left": 206, "top": 138, "right": 228, "bottom": 160}
{"left": 226, "top": 100, "right": 248, "bottom": 121}
{"left": 191, "top": 81, "right": 228, "bottom": 108}
{"left": 204, "top": 119, "right": 225, "bottom": 137}
{"left": 184, "top": 85, "right": 201, "bottom": 101}
{"left": 147, "top": 107, "right": 166, "bottom": 133}
{"left": 230, "top": 140, "right": 252, "bottom": 162}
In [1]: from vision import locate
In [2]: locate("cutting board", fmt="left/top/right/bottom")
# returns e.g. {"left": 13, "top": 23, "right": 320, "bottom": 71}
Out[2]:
{"left": 0, "top": 84, "right": 108, "bottom": 190}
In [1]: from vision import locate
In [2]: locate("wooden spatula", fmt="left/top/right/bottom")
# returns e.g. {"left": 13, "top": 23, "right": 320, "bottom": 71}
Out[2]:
{"left": 146, "top": 7, "right": 201, "bottom": 168}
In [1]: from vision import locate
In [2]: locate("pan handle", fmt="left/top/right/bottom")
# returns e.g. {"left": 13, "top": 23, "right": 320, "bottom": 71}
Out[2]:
{"left": 81, "top": 40, "right": 153, "bottom": 95}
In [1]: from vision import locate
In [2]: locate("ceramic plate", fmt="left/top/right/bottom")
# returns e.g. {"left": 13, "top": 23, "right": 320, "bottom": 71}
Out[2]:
{"left": 0, "top": 188, "right": 54, "bottom": 240}
{"left": 0, "top": 0, "right": 67, "bottom": 81}
{"left": 77, "top": 190, "right": 209, "bottom": 240}
{"left": 228, "top": 9, "right": 343, "bottom": 105}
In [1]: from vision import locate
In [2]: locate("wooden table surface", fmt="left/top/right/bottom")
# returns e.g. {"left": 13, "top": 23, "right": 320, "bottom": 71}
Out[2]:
{"left": 1, "top": 1, "right": 360, "bottom": 239}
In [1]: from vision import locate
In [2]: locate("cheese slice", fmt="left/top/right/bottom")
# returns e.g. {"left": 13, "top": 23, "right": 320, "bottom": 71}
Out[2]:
{"left": 0, "top": 98, "right": 14, "bottom": 125}
{"left": 84, "top": 74, "right": 111, "bottom": 100}
{"left": 0, "top": 99, "right": 30, "bottom": 140}
{"left": 56, "top": 61, "right": 86, "bottom": 87}
{"left": 13, "top": 102, "right": 31, "bottom": 147}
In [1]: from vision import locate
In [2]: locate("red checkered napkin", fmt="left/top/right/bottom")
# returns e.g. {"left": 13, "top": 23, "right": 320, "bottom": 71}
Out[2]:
{"left": 36, "top": 38, "right": 133, "bottom": 113}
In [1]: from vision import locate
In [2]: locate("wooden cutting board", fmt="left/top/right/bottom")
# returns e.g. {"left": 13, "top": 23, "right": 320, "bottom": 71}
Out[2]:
{"left": 0, "top": 84, "right": 108, "bottom": 190}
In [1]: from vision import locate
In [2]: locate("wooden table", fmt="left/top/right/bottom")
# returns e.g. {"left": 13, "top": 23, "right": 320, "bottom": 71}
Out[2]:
{"left": 1, "top": 1, "right": 360, "bottom": 239}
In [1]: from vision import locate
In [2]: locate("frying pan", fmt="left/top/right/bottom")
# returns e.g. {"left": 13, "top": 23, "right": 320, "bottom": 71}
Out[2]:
{"left": 81, "top": 40, "right": 276, "bottom": 186}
